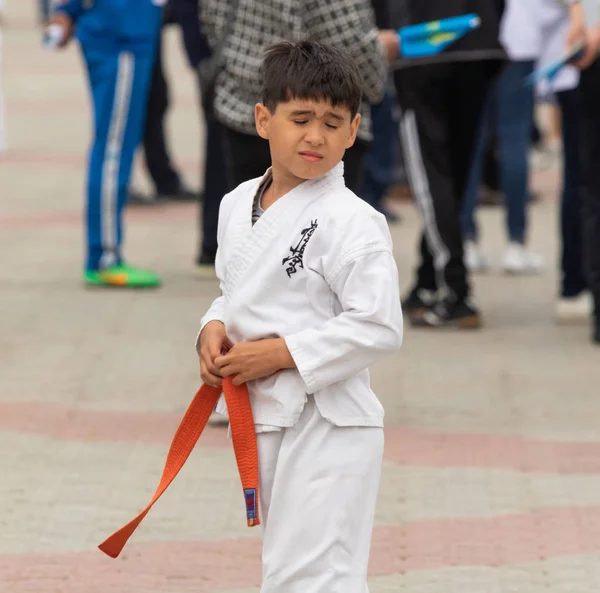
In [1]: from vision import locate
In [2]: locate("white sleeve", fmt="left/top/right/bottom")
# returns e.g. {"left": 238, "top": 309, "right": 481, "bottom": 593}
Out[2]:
{"left": 284, "top": 247, "right": 403, "bottom": 394}
{"left": 195, "top": 198, "right": 229, "bottom": 351}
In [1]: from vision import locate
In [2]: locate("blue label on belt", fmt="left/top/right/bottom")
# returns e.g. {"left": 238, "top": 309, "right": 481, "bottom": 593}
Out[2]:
{"left": 244, "top": 488, "right": 257, "bottom": 520}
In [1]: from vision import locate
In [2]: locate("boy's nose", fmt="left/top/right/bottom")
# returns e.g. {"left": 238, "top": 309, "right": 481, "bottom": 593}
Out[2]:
{"left": 304, "top": 125, "right": 325, "bottom": 146}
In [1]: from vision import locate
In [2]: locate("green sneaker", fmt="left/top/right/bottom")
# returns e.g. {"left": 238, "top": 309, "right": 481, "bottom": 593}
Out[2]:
{"left": 84, "top": 264, "right": 162, "bottom": 288}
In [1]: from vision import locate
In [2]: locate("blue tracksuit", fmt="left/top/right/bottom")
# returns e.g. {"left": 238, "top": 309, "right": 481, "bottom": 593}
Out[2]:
{"left": 55, "top": 0, "right": 162, "bottom": 270}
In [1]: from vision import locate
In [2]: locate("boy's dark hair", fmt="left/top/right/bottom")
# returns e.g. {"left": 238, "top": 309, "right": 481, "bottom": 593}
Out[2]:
{"left": 261, "top": 41, "right": 364, "bottom": 119}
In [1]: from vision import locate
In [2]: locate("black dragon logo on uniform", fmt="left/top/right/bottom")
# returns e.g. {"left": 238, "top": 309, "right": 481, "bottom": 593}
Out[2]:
{"left": 282, "top": 220, "right": 319, "bottom": 278}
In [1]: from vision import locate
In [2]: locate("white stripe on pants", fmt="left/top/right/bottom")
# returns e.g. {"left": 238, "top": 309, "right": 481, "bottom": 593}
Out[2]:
{"left": 400, "top": 109, "right": 451, "bottom": 296}
{"left": 258, "top": 396, "right": 383, "bottom": 593}
{"left": 100, "top": 51, "right": 134, "bottom": 269}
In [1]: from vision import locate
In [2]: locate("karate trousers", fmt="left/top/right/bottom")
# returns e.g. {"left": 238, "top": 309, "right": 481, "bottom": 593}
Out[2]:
{"left": 257, "top": 396, "right": 384, "bottom": 593}
{"left": 81, "top": 44, "right": 154, "bottom": 271}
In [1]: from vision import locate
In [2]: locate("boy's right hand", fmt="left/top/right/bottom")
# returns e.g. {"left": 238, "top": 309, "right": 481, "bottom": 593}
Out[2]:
{"left": 48, "top": 12, "right": 74, "bottom": 48}
{"left": 198, "top": 321, "right": 232, "bottom": 388}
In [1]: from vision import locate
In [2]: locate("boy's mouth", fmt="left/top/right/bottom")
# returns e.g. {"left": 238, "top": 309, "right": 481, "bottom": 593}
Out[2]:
{"left": 299, "top": 151, "right": 324, "bottom": 163}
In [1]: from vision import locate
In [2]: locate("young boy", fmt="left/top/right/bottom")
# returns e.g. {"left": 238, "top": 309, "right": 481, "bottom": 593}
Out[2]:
{"left": 197, "top": 41, "right": 403, "bottom": 591}
{"left": 48, "top": 0, "right": 163, "bottom": 287}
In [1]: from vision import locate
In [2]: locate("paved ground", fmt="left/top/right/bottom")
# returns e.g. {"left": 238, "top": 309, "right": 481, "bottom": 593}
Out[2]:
{"left": 2, "top": 4, "right": 600, "bottom": 592}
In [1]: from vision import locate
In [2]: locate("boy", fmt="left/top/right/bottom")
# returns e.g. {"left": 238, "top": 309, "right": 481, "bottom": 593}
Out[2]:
{"left": 566, "top": 0, "right": 600, "bottom": 343}
{"left": 197, "top": 41, "right": 403, "bottom": 591}
{"left": 48, "top": 0, "right": 163, "bottom": 287}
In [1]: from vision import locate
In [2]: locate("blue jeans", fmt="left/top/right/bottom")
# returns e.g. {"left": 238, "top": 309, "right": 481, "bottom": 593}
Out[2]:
{"left": 359, "top": 85, "right": 398, "bottom": 210}
{"left": 462, "top": 60, "right": 535, "bottom": 243}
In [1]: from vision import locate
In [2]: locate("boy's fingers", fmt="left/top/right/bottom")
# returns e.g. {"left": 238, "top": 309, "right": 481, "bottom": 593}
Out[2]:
{"left": 201, "top": 353, "right": 222, "bottom": 378}
{"left": 202, "top": 374, "right": 222, "bottom": 388}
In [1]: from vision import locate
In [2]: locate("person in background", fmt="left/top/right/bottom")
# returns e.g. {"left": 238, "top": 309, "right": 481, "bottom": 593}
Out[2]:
{"left": 359, "top": 0, "right": 402, "bottom": 223}
{"left": 48, "top": 0, "right": 163, "bottom": 287}
{"left": 128, "top": 1, "right": 197, "bottom": 206}
{"left": 461, "top": 0, "right": 545, "bottom": 276}
{"left": 199, "top": 0, "right": 398, "bottom": 196}
{"left": 170, "top": 0, "right": 229, "bottom": 277}
{"left": 566, "top": 0, "right": 600, "bottom": 344}
{"left": 390, "top": 0, "right": 506, "bottom": 329}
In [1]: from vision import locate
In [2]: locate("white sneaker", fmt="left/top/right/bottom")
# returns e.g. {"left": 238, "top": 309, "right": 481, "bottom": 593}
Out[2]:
{"left": 502, "top": 242, "right": 544, "bottom": 275}
{"left": 464, "top": 240, "right": 489, "bottom": 273}
{"left": 555, "top": 292, "right": 593, "bottom": 324}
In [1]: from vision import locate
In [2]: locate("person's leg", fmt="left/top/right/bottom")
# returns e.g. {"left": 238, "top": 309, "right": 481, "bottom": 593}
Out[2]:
{"left": 495, "top": 60, "right": 543, "bottom": 273}
{"left": 395, "top": 65, "right": 458, "bottom": 304}
{"left": 82, "top": 45, "right": 158, "bottom": 285}
{"left": 359, "top": 85, "right": 400, "bottom": 220}
{"left": 461, "top": 87, "right": 493, "bottom": 243}
{"left": 82, "top": 45, "right": 122, "bottom": 272}
{"left": 223, "top": 126, "right": 272, "bottom": 190}
{"left": 396, "top": 62, "right": 491, "bottom": 328}
{"left": 141, "top": 31, "right": 182, "bottom": 195}
{"left": 259, "top": 397, "right": 383, "bottom": 592}
{"left": 197, "top": 116, "right": 228, "bottom": 267}
{"left": 578, "top": 60, "right": 600, "bottom": 343}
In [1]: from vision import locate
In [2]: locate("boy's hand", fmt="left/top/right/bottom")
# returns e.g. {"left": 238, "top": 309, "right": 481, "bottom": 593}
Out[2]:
{"left": 198, "top": 321, "right": 232, "bottom": 387}
{"left": 48, "top": 12, "right": 74, "bottom": 48}
{"left": 214, "top": 339, "right": 296, "bottom": 386}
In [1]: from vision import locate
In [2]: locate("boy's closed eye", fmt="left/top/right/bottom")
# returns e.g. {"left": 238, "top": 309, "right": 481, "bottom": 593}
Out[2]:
{"left": 293, "top": 120, "right": 339, "bottom": 130}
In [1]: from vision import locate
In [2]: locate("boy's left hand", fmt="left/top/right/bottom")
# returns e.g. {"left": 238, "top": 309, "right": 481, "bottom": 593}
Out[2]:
{"left": 214, "top": 338, "right": 296, "bottom": 386}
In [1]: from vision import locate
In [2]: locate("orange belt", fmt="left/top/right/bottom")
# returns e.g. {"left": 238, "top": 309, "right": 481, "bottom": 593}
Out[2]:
{"left": 98, "top": 378, "right": 260, "bottom": 559}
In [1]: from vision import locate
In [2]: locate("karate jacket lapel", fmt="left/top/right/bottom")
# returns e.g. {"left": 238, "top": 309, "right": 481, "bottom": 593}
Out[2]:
{"left": 225, "top": 163, "right": 345, "bottom": 298}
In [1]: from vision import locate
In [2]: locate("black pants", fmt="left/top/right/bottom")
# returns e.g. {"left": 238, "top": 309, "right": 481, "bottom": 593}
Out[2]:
{"left": 142, "top": 31, "right": 181, "bottom": 193}
{"left": 394, "top": 60, "right": 501, "bottom": 301}
{"left": 556, "top": 89, "right": 586, "bottom": 299}
{"left": 578, "top": 60, "right": 600, "bottom": 316}
{"left": 199, "top": 116, "right": 228, "bottom": 259}
{"left": 222, "top": 127, "right": 368, "bottom": 194}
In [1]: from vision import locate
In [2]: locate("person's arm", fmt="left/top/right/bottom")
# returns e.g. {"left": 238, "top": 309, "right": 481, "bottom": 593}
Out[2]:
{"left": 283, "top": 247, "right": 403, "bottom": 394}
{"left": 305, "top": 0, "right": 391, "bottom": 104}
{"left": 567, "top": 0, "right": 600, "bottom": 69}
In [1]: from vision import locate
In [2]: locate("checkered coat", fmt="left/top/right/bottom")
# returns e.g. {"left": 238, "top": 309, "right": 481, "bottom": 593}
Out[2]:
{"left": 199, "top": 0, "right": 388, "bottom": 142}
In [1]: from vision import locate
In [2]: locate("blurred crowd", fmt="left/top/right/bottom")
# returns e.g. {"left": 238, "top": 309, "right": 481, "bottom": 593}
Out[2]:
{"left": 2, "top": 0, "right": 599, "bottom": 345}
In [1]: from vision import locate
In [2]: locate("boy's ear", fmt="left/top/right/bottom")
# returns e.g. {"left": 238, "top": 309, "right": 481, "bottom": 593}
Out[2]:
{"left": 345, "top": 113, "right": 361, "bottom": 149}
{"left": 255, "top": 103, "right": 271, "bottom": 140}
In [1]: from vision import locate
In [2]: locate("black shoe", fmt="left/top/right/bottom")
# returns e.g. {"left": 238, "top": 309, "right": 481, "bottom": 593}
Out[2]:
{"left": 157, "top": 183, "right": 198, "bottom": 202}
{"left": 127, "top": 187, "right": 162, "bottom": 207}
{"left": 401, "top": 288, "right": 436, "bottom": 323}
{"left": 413, "top": 297, "right": 482, "bottom": 329}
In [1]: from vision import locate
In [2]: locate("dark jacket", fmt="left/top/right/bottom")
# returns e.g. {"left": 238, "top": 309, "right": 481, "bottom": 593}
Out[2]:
{"left": 388, "top": 0, "right": 506, "bottom": 68}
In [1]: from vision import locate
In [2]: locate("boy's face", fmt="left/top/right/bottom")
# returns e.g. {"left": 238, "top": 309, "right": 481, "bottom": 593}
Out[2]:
{"left": 255, "top": 98, "right": 361, "bottom": 183}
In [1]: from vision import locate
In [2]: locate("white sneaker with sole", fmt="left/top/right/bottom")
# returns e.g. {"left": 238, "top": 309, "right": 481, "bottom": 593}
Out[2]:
{"left": 464, "top": 240, "right": 489, "bottom": 273}
{"left": 555, "top": 292, "right": 593, "bottom": 324}
{"left": 503, "top": 242, "right": 544, "bottom": 275}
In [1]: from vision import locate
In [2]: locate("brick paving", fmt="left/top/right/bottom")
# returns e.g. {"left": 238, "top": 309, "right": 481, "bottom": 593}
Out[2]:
{"left": 2, "top": 4, "right": 600, "bottom": 591}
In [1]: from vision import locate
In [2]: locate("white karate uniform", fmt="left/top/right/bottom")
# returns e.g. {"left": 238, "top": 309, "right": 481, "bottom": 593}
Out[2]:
{"left": 199, "top": 162, "right": 403, "bottom": 592}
